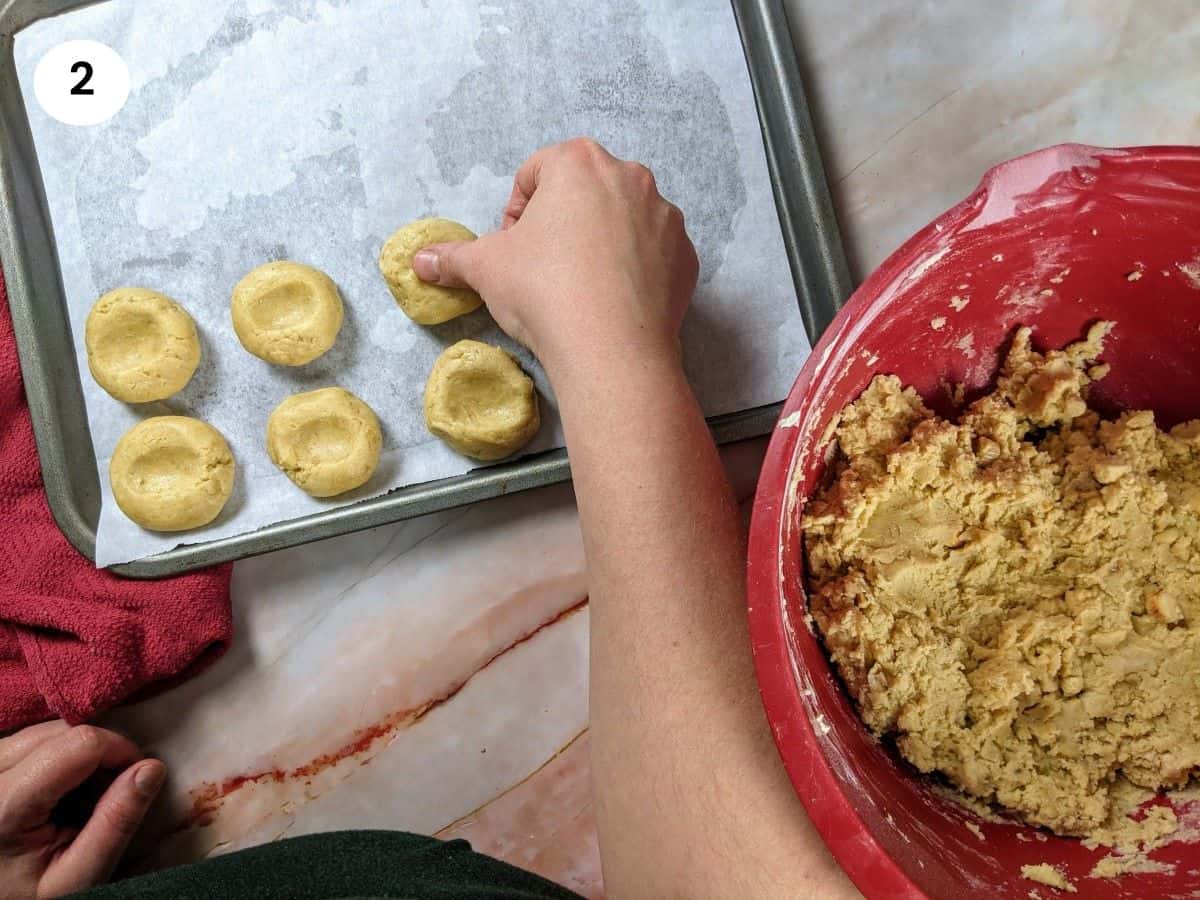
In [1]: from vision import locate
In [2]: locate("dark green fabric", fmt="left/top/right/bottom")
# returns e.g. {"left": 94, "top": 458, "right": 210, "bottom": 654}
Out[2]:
{"left": 74, "top": 830, "right": 585, "bottom": 900}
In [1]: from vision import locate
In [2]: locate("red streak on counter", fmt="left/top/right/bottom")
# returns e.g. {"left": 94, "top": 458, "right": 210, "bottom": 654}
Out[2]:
{"left": 176, "top": 598, "right": 588, "bottom": 833}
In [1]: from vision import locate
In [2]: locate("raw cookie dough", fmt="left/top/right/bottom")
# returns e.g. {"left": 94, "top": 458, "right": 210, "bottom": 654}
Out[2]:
{"left": 379, "top": 218, "right": 483, "bottom": 325}
{"left": 110, "top": 416, "right": 235, "bottom": 531}
{"left": 804, "top": 323, "right": 1200, "bottom": 839}
{"left": 231, "top": 261, "right": 343, "bottom": 366}
{"left": 1021, "top": 864, "right": 1076, "bottom": 893}
{"left": 85, "top": 287, "right": 200, "bottom": 403}
{"left": 424, "top": 340, "right": 540, "bottom": 461}
{"left": 266, "top": 387, "right": 382, "bottom": 497}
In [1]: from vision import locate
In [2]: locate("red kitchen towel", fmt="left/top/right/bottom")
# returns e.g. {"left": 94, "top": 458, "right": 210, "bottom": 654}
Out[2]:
{"left": 0, "top": 269, "right": 232, "bottom": 732}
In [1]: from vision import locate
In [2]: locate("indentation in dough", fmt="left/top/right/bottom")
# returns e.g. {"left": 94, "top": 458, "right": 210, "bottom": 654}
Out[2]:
{"left": 296, "top": 416, "right": 355, "bottom": 462}
{"left": 92, "top": 311, "right": 166, "bottom": 370}
{"left": 130, "top": 445, "right": 202, "bottom": 493}
{"left": 248, "top": 280, "right": 318, "bottom": 331}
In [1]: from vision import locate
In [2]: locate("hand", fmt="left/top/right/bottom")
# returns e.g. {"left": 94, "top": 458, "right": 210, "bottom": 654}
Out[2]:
{"left": 412, "top": 137, "right": 700, "bottom": 375}
{"left": 0, "top": 721, "right": 165, "bottom": 899}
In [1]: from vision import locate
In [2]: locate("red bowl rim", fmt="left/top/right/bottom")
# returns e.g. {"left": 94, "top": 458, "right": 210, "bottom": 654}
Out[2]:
{"left": 745, "top": 142, "right": 1200, "bottom": 899}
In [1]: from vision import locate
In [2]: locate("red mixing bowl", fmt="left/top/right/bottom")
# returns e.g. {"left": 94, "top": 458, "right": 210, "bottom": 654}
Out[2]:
{"left": 748, "top": 143, "right": 1200, "bottom": 899}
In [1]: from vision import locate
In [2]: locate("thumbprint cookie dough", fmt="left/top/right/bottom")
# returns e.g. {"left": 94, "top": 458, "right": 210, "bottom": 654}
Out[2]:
{"left": 231, "top": 261, "right": 343, "bottom": 366}
{"left": 267, "top": 387, "right": 382, "bottom": 497}
{"left": 110, "top": 417, "right": 235, "bottom": 532}
{"left": 379, "top": 218, "right": 483, "bottom": 325}
{"left": 85, "top": 288, "right": 200, "bottom": 403}
{"left": 424, "top": 340, "right": 540, "bottom": 461}
{"left": 803, "top": 322, "right": 1200, "bottom": 839}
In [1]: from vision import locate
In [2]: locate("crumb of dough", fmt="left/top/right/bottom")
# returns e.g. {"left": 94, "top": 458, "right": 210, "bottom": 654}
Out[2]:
{"left": 1082, "top": 781, "right": 1178, "bottom": 852}
{"left": 1165, "top": 782, "right": 1200, "bottom": 845}
{"left": 1090, "top": 853, "right": 1175, "bottom": 878}
{"left": 931, "top": 316, "right": 947, "bottom": 330}
{"left": 1021, "top": 864, "right": 1076, "bottom": 892}
{"left": 804, "top": 322, "right": 1200, "bottom": 839}
{"left": 964, "top": 820, "right": 985, "bottom": 841}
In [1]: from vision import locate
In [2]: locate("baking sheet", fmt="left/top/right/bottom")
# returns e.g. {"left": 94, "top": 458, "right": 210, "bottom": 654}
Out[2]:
{"left": 14, "top": 0, "right": 810, "bottom": 567}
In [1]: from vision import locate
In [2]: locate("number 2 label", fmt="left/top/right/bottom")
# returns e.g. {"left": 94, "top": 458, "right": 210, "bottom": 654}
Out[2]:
{"left": 70, "top": 61, "right": 96, "bottom": 96}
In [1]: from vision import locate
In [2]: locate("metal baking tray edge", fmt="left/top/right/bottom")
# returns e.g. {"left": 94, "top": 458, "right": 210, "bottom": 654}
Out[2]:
{"left": 0, "top": 0, "right": 850, "bottom": 578}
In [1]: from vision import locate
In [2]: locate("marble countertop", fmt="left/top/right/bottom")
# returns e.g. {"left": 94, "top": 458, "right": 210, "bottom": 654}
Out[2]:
{"left": 104, "top": 2, "right": 1200, "bottom": 896}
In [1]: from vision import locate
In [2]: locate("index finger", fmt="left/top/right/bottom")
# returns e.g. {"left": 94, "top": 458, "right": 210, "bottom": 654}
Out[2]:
{"left": 502, "top": 138, "right": 614, "bottom": 228}
{"left": 0, "top": 720, "right": 72, "bottom": 773}
{"left": 500, "top": 145, "right": 552, "bottom": 229}
{"left": 0, "top": 726, "right": 142, "bottom": 829}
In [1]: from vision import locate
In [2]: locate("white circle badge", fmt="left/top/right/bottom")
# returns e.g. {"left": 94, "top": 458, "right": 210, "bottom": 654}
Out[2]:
{"left": 34, "top": 40, "right": 130, "bottom": 127}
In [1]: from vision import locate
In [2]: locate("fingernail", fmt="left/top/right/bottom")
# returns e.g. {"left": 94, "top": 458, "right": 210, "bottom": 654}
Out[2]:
{"left": 412, "top": 248, "right": 440, "bottom": 283}
{"left": 134, "top": 762, "right": 166, "bottom": 798}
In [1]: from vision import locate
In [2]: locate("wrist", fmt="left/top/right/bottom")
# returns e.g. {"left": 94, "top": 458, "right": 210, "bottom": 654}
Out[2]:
{"left": 542, "top": 336, "right": 695, "bottom": 447}
{"left": 536, "top": 326, "right": 683, "bottom": 391}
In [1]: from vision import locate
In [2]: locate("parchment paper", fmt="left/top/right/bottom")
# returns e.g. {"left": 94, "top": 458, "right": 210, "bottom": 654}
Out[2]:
{"left": 14, "top": 0, "right": 810, "bottom": 567}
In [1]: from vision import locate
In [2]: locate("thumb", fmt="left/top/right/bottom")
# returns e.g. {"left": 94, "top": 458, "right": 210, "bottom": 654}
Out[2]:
{"left": 412, "top": 237, "right": 493, "bottom": 291}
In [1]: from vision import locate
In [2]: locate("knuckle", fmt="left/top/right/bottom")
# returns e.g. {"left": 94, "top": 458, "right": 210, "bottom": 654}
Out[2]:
{"left": 446, "top": 237, "right": 493, "bottom": 288}
{"left": 70, "top": 725, "right": 103, "bottom": 756}
{"left": 502, "top": 196, "right": 526, "bottom": 221}
{"left": 627, "top": 161, "right": 656, "bottom": 187}
{"left": 454, "top": 236, "right": 483, "bottom": 268}
{"left": 564, "top": 136, "right": 606, "bottom": 165}
{"left": 569, "top": 136, "right": 600, "bottom": 153}
{"left": 100, "top": 798, "right": 144, "bottom": 837}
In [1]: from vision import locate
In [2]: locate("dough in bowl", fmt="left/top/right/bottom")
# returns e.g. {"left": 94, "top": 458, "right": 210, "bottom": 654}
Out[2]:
{"left": 231, "top": 261, "right": 344, "bottom": 366}
{"left": 267, "top": 387, "right": 382, "bottom": 497}
{"left": 110, "top": 416, "right": 235, "bottom": 532}
{"left": 85, "top": 287, "right": 200, "bottom": 403}
{"left": 379, "top": 218, "right": 483, "bottom": 325}
{"left": 424, "top": 340, "right": 540, "bottom": 461}
{"left": 804, "top": 323, "right": 1200, "bottom": 839}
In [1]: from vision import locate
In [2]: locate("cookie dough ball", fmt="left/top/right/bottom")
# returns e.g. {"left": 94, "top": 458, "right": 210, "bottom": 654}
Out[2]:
{"left": 110, "top": 417, "right": 235, "bottom": 532}
{"left": 85, "top": 288, "right": 200, "bottom": 403}
{"left": 267, "top": 387, "right": 382, "bottom": 497}
{"left": 379, "top": 218, "right": 483, "bottom": 325}
{"left": 231, "top": 261, "right": 343, "bottom": 366}
{"left": 424, "top": 340, "right": 540, "bottom": 461}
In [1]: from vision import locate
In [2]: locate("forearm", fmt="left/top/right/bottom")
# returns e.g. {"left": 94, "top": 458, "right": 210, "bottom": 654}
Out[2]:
{"left": 416, "top": 137, "right": 854, "bottom": 897}
{"left": 548, "top": 347, "right": 855, "bottom": 900}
